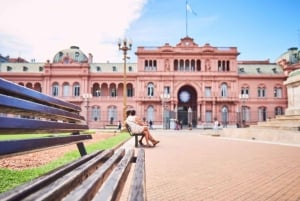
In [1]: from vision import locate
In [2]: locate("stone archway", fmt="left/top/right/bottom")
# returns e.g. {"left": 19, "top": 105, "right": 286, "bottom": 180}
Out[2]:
{"left": 177, "top": 85, "right": 197, "bottom": 126}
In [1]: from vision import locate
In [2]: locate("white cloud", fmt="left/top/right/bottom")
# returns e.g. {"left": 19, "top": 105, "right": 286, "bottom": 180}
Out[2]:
{"left": 0, "top": 0, "right": 147, "bottom": 62}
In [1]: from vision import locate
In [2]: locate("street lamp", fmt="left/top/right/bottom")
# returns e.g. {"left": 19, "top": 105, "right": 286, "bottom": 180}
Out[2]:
{"left": 118, "top": 38, "right": 132, "bottom": 123}
{"left": 239, "top": 94, "right": 249, "bottom": 127}
{"left": 82, "top": 93, "right": 92, "bottom": 126}
{"left": 160, "top": 93, "right": 170, "bottom": 129}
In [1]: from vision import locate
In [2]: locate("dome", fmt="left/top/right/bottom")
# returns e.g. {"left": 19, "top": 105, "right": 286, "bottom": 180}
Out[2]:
{"left": 289, "top": 69, "right": 300, "bottom": 77}
{"left": 53, "top": 46, "right": 88, "bottom": 64}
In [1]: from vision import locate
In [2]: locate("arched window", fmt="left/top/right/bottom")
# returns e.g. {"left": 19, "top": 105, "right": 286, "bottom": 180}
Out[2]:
{"left": 92, "top": 83, "right": 101, "bottom": 97}
{"left": 221, "top": 106, "right": 228, "bottom": 126}
{"left": 241, "top": 86, "right": 249, "bottom": 95}
{"left": 63, "top": 83, "right": 70, "bottom": 97}
{"left": 108, "top": 106, "right": 117, "bottom": 124}
{"left": 52, "top": 82, "right": 59, "bottom": 96}
{"left": 185, "top": 60, "right": 190, "bottom": 71}
{"left": 111, "top": 87, "right": 117, "bottom": 97}
{"left": 220, "top": 83, "right": 228, "bottom": 97}
{"left": 275, "top": 107, "right": 283, "bottom": 116}
{"left": 274, "top": 87, "right": 282, "bottom": 98}
{"left": 127, "top": 84, "right": 134, "bottom": 97}
{"left": 92, "top": 106, "right": 100, "bottom": 121}
{"left": 147, "top": 83, "right": 154, "bottom": 97}
{"left": 34, "top": 83, "right": 42, "bottom": 92}
{"left": 73, "top": 83, "right": 80, "bottom": 96}
{"left": 258, "top": 86, "right": 266, "bottom": 98}
{"left": 179, "top": 60, "right": 184, "bottom": 71}
{"left": 258, "top": 107, "right": 267, "bottom": 121}
{"left": 147, "top": 106, "right": 155, "bottom": 123}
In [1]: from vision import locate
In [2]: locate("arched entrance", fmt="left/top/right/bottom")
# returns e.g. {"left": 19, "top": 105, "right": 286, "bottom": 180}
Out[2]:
{"left": 177, "top": 85, "right": 197, "bottom": 126}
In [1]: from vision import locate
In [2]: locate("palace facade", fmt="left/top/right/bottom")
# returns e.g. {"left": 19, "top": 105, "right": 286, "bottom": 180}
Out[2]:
{"left": 1, "top": 37, "right": 299, "bottom": 129}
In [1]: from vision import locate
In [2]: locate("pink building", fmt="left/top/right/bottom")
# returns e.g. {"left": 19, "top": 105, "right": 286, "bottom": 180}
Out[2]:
{"left": 1, "top": 37, "right": 295, "bottom": 129}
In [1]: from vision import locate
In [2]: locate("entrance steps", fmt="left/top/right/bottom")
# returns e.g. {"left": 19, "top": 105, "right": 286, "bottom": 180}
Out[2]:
{"left": 252, "top": 115, "right": 300, "bottom": 131}
{"left": 222, "top": 127, "right": 300, "bottom": 145}
{"left": 222, "top": 115, "right": 300, "bottom": 145}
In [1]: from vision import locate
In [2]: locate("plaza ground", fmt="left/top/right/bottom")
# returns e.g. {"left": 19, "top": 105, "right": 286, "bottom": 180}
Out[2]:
{"left": 121, "top": 129, "right": 300, "bottom": 201}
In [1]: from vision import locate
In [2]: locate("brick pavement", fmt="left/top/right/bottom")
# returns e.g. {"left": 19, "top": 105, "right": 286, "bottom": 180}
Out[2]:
{"left": 122, "top": 129, "right": 300, "bottom": 201}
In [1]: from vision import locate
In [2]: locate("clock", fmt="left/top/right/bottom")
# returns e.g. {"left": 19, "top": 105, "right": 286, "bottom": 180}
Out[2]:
{"left": 179, "top": 91, "right": 190, "bottom": 102}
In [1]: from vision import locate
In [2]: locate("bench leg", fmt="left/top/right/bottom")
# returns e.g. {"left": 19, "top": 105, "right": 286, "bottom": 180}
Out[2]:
{"left": 134, "top": 136, "right": 139, "bottom": 147}
{"left": 76, "top": 142, "right": 87, "bottom": 156}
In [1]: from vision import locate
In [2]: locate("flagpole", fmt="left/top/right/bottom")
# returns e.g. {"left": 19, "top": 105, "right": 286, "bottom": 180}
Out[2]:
{"left": 186, "top": 0, "right": 188, "bottom": 37}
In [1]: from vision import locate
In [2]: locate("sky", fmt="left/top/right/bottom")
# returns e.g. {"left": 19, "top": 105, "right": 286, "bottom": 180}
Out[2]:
{"left": 0, "top": 0, "right": 299, "bottom": 63}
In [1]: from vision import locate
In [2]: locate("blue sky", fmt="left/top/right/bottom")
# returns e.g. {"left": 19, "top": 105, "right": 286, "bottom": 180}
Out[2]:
{"left": 0, "top": 0, "right": 299, "bottom": 63}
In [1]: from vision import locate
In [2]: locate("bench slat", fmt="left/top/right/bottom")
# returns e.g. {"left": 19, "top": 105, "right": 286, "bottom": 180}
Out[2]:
{"left": 128, "top": 149, "right": 146, "bottom": 201}
{"left": 0, "top": 150, "right": 104, "bottom": 201}
{"left": 0, "top": 78, "right": 81, "bottom": 112}
{"left": 93, "top": 149, "right": 134, "bottom": 201}
{"left": 63, "top": 149, "right": 125, "bottom": 201}
{"left": 0, "top": 134, "right": 92, "bottom": 158}
{"left": 20, "top": 149, "right": 115, "bottom": 201}
{"left": 0, "top": 117, "right": 88, "bottom": 134}
{"left": 0, "top": 95, "right": 85, "bottom": 121}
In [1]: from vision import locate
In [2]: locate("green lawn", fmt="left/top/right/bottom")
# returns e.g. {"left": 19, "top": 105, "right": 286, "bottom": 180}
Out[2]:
{"left": 0, "top": 132, "right": 131, "bottom": 193}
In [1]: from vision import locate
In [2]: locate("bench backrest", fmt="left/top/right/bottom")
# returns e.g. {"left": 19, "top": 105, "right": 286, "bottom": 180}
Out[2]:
{"left": 125, "top": 123, "right": 134, "bottom": 136}
{"left": 0, "top": 78, "right": 90, "bottom": 158}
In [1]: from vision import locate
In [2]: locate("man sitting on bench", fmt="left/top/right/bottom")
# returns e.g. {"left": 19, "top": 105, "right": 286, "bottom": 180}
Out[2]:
{"left": 126, "top": 110, "right": 160, "bottom": 147}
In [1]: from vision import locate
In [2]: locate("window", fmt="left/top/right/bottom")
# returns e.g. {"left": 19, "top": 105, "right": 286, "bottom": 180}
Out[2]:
{"left": 147, "top": 83, "right": 154, "bottom": 97}
{"left": 128, "top": 66, "right": 133, "bottom": 72}
{"left": 146, "top": 106, "right": 155, "bottom": 123}
{"left": 258, "top": 87, "right": 266, "bottom": 98}
{"left": 220, "top": 83, "right": 228, "bottom": 97}
{"left": 275, "top": 107, "right": 283, "bottom": 116}
{"left": 258, "top": 107, "right": 267, "bottom": 121}
{"left": 96, "top": 66, "right": 101, "bottom": 72}
{"left": 274, "top": 87, "right": 282, "bottom": 98}
{"left": 92, "top": 106, "right": 100, "bottom": 121}
{"left": 256, "top": 68, "right": 261, "bottom": 73}
{"left": 164, "top": 86, "right": 170, "bottom": 95}
{"left": 205, "top": 111, "right": 212, "bottom": 122}
{"left": 52, "top": 83, "right": 59, "bottom": 96}
{"left": 108, "top": 106, "right": 117, "bottom": 124}
{"left": 127, "top": 85, "right": 133, "bottom": 97}
{"left": 39, "top": 66, "right": 44, "bottom": 72}
{"left": 205, "top": 87, "right": 211, "bottom": 97}
{"left": 74, "top": 52, "right": 80, "bottom": 62}
{"left": 23, "top": 66, "right": 28, "bottom": 72}
{"left": 221, "top": 106, "right": 228, "bottom": 125}
{"left": 241, "top": 87, "right": 249, "bottom": 95}
{"left": 94, "top": 89, "right": 101, "bottom": 97}
{"left": 112, "top": 66, "right": 117, "bottom": 72}
{"left": 73, "top": 83, "right": 80, "bottom": 96}
{"left": 63, "top": 83, "right": 70, "bottom": 97}
{"left": 7, "top": 66, "right": 12, "bottom": 71}
{"left": 111, "top": 88, "right": 117, "bottom": 97}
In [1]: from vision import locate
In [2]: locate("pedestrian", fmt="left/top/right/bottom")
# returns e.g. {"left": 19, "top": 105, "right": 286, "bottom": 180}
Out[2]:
{"left": 213, "top": 118, "right": 219, "bottom": 134}
{"left": 118, "top": 120, "right": 122, "bottom": 130}
{"left": 149, "top": 120, "right": 153, "bottom": 129}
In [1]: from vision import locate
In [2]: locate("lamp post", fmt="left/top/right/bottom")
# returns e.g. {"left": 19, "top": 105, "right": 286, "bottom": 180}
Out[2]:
{"left": 160, "top": 94, "right": 170, "bottom": 129}
{"left": 82, "top": 93, "right": 92, "bottom": 126}
{"left": 118, "top": 38, "right": 132, "bottom": 123}
{"left": 239, "top": 94, "right": 249, "bottom": 127}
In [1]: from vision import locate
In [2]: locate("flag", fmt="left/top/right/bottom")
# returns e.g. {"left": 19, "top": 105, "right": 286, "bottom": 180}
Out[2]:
{"left": 186, "top": 1, "right": 197, "bottom": 16}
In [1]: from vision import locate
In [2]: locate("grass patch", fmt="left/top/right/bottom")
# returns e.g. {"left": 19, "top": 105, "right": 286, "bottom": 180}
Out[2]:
{"left": 0, "top": 132, "right": 131, "bottom": 193}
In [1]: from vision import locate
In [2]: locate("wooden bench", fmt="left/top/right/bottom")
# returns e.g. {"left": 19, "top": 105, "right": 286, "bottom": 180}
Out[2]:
{"left": 0, "top": 78, "right": 91, "bottom": 157}
{"left": 0, "top": 78, "right": 146, "bottom": 201}
{"left": 126, "top": 123, "right": 144, "bottom": 147}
